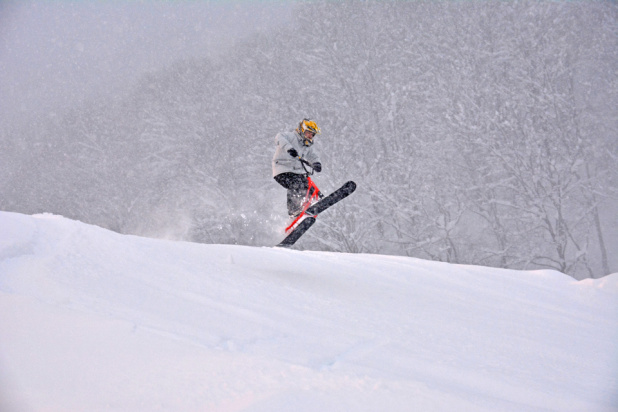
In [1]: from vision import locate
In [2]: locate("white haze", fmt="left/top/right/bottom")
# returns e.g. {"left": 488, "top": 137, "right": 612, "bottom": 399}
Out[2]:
{"left": 0, "top": 1, "right": 293, "bottom": 125}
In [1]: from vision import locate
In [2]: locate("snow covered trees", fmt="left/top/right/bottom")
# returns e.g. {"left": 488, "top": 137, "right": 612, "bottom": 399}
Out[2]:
{"left": 1, "top": 1, "right": 615, "bottom": 278}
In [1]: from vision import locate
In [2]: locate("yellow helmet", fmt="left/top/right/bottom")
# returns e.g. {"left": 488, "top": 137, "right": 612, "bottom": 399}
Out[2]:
{"left": 297, "top": 118, "right": 321, "bottom": 146}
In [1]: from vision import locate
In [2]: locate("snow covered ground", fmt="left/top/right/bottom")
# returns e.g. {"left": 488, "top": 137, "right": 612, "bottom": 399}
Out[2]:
{"left": 0, "top": 211, "right": 616, "bottom": 412}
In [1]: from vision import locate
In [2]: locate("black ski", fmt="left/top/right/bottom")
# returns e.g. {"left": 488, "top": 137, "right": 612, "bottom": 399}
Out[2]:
{"left": 277, "top": 217, "right": 316, "bottom": 247}
{"left": 306, "top": 181, "right": 356, "bottom": 216}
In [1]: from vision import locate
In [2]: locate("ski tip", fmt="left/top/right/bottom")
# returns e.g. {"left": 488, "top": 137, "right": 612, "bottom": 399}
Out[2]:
{"left": 341, "top": 180, "right": 357, "bottom": 194}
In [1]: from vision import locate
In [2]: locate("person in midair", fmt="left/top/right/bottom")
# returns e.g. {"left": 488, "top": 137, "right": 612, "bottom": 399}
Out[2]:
{"left": 272, "top": 118, "right": 322, "bottom": 217}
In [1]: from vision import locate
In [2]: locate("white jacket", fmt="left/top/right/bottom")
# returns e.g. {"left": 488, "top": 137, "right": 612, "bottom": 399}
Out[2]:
{"left": 272, "top": 130, "right": 321, "bottom": 177}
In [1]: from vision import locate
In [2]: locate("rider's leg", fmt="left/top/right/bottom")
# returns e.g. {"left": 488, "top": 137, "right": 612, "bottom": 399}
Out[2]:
{"left": 274, "top": 173, "right": 309, "bottom": 216}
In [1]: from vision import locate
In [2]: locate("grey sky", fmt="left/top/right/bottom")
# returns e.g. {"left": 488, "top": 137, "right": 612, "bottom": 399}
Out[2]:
{"left": 0, "top": 1, "right": 293, "bottom": 125}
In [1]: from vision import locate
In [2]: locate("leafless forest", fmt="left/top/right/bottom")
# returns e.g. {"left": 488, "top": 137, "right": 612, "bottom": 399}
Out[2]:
{"left": 1, "top": 1, "right": 616, "bottom": 279}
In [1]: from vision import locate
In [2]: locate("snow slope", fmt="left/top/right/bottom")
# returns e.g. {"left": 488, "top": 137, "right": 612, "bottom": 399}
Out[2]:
{"left": 0, "top": 211, "right": 616, "bottom": 412}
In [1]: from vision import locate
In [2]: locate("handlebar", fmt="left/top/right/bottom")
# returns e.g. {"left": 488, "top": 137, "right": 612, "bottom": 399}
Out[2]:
{"left": 297, "top": 156, "right": 315, "bottom": 175}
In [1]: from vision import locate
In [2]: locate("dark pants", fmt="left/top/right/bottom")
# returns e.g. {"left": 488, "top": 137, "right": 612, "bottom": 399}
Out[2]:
{"left": 274, "top": 172, "right": 309, "bottom": 216}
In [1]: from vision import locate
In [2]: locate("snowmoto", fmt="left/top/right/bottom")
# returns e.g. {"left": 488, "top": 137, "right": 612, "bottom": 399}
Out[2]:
{"left": 277, "top": 158, "right": 356, "bottom": 247}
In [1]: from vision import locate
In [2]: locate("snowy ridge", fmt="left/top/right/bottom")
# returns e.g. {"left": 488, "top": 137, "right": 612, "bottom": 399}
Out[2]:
{"left": 0, "top": 211, "right": 616, "bottom": 412}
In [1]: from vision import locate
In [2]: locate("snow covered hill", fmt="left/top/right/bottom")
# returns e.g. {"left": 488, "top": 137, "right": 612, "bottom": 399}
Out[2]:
{"left": 0, "top": 211, "right": 616, "bottom": 412}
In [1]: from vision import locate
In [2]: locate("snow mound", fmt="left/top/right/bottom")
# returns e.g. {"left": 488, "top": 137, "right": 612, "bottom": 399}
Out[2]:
{"left": 0, "top": 211, "right": 616, "bottom": 412}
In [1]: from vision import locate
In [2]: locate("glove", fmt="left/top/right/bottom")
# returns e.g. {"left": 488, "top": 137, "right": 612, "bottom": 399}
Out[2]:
{"left": 312, "top": 162, "right": 322, "bottom": 173}
{"left": 287, "top": 148, "right": 299, "bottom": 158}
